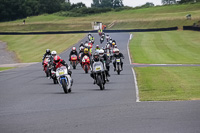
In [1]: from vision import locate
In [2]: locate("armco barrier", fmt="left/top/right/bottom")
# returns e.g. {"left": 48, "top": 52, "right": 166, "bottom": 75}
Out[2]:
{"left": 0, "top": 27, "right": 178, "bottom": 35}
{"left": 183, "top": 26, "right": 200, "bottom": 31}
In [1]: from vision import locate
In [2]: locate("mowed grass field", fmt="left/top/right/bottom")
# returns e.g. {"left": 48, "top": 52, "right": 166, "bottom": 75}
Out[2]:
{"left": 135, "top": 67, "right": 200, "bottom": 101}
{"left": 130, "top": 31, "right": 200, "bottom": 64}
{"left": 0, "top": 34, "right": 85, "bottom": 62}
{"left": 0, "top": 3, "right": 200, "bottom": 31}
{"left": 130, "top": 30, "right": 200, "bottom": 101}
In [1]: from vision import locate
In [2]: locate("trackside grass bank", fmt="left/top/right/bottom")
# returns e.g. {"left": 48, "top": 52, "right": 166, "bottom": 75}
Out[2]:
{"left": 135, "top": 67, "right": 200, "bottom": 101}
{"left": 0, "top": 67, "right": 15, "bottom": 71}
{"left": 0, "top": 3, "right": 200, "bottom": 32}
{"left": 130, "top": 31, "right": 200, "bottom": 64}
{"left": 0, "top": 34, "right": 85, "bottom": 62}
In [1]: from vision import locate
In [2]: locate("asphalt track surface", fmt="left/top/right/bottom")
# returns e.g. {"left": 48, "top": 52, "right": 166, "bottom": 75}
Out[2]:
{"left": 0, "top": 33, "right": 200, "bottom": 133}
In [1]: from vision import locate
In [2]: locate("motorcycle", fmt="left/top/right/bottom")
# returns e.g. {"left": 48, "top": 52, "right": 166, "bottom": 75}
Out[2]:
{"left": 43, "top": 57, "right": 51, "bottom": 77}
{"left": 82, "top": 55, "right": 90, "bottom": 73}
{"left": 100, "top": 37, "right": 104, "bottom": 44}
{"left": 56, "top": 66, "right": 72, "bottom": 93}
{"left": 93, "top": 61, "right": 105, "bottom": 90}
{"left": 51, "top": 70, "right": 58, "bottom": 84}
{"left": 78, "top": 52, "right": 83, "bottom": 64}
{"left": 114, "top": 57, "right": 123, "bottom": 75}
{"left": 70, "top": 54, "right": 78, "bottom": 69}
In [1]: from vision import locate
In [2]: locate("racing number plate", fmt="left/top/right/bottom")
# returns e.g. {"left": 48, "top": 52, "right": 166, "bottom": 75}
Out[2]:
{"left": 116, "top": 59, "right": 120, "bottom": 63}
{"left": 96, "top": 66, "right": 101, "bottom": 71}
{"left": 59, "top": 71, "right": 64, "bottom": 75}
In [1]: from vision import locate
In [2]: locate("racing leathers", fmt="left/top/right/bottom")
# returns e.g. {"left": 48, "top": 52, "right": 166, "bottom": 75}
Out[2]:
{"left": 69, "top": 50, "right": 78, "bottom": 61}
{"left": 113, "top": 53, "right": 124, "bottom": 71}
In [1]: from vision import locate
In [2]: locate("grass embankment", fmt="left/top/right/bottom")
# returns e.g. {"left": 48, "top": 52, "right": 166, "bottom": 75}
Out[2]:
{"left": 0, "top": 3, "right": 200, "bottom": 32}
{"left": 130, "top": 31, "right": 200, "bottom": 101}
{"left": 135, "top": 67, "right": 200, "bottom": 101}
{"left": 0, "top": 67, "right": 15, "bottom": 71}
{"left": 0, "top": 34, "right": 85, "bottom": 62}
{"left": 130, "top": 31, "right": 200, "bottom": 64}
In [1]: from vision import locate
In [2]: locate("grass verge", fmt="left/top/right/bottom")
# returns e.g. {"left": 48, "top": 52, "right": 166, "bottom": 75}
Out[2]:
{"left": 129, "top": 31, "right": 200, "bottom": 64}
{"left": 0, "top": 67, "right": 15, "bottom": 71}
{"left": 0, "top": 3, "right": 200, "bottom": 31}
{"left": 135, "top": 67, "right": 200, "bottom": 101}
{"left": 0, "top": 34, "right": 85, "bottom": 62}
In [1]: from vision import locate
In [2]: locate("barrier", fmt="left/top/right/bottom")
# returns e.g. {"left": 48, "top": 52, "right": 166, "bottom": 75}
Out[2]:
{"left": 0, "top": 27, "right": 178, "bottom": 35}
{"left": 183, "top": 26, "right": 200, "bottom": 31}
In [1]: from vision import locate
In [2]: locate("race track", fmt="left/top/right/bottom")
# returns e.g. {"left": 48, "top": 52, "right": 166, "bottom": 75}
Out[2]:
{"left": 0, "top": 33, "right": 200, "bottom": 133}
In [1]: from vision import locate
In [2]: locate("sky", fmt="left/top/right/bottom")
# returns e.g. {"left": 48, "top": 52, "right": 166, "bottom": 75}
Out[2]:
{"left": 70, "top": 0, "right": 162, "bottom": 7}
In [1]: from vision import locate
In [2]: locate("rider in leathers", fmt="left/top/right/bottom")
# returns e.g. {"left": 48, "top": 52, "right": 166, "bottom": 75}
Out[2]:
{"left": 99, "top": 49, "right": 110, "bottom": 78}
{"left": 90, "top": 52, "right": 106, "bottom": 84}
{"left": 42, "top": 49, "right": 53, "bottom": 65}
{"left": 52, "top": 55, "right": 72, "bottom": 76}
{"left": 69, "top": 47, "right": 78, "bottom": 61}
{"left": 112, "top": 49, "right": 124, "bottom": 71}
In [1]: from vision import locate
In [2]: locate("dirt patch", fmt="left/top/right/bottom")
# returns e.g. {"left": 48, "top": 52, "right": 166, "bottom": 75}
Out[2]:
{"left": 0, "top": 41, "right": 19, "bottom": 64}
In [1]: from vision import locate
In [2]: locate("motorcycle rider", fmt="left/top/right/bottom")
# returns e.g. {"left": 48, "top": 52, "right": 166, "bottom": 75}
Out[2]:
{"left": 52, "top": 55, "right": 72, "bottom": 76}
{"left": 80, "top": 48, "right": 91, "bottom": 65}
{"left": 113, "top": 48, "right": 124, "bottom": 71}
{"left": 112, "top": 40, "right": 116, "bottom": 48}
{"left": 90, "top": 52, "right": 106, "bottom": 84}
{"left": 69, "top": 47, "right": 78, "bottom": 61}
{"left": 79, "top": 42, "right": 84, "bottom": 48}
{"left": 95, "top": 45, "right": 100, "bottom": 51}
{"left": 99, "top": 49, "right": 110, "bottom": 79}
{"left": 113, "top": 45, "right": 118, "bottom": 53}
{"left": 106, "top": 34, "right": 110, "bottom": 42}
{"left": 51, "top": 51, "right": 57, "bottom": 58}
{"left": 42, "top": 49, "right": 52, "bottom": 65}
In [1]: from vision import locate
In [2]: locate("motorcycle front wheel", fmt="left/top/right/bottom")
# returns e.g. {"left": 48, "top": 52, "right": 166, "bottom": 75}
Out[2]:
{"left": 61, "top": 79, "right": 68, "bottom": 94}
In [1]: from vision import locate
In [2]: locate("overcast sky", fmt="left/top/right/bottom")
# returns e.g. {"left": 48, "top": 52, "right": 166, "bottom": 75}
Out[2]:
{"left": 70, "top": 0, "right": 162, "bottom": 7}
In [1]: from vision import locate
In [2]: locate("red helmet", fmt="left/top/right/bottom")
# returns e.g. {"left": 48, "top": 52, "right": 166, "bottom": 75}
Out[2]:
{"left": 54, "top": 55, "right": 61, "bottom": 63}
{"left": 96, "top": 45, "right": 99, "bottom": 48}
{"left": 72, "top": 47, "right": 76, "bottom": 51}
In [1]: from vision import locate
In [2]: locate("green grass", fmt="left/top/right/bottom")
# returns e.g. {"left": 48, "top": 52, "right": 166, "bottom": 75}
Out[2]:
{"left": 0, "top": 67, "right": 15, "bottom": 71}
{"left": 129, "top": 31, "right": 200, "bottom": 64}
{"left": 0, "top": 3, "right": 200, "bottom": 31}
{"left": 0, "top": 34, "right": 85, "bottom": 62}
{"left": 135, "top": 67, "right": 200, "bottom": 101}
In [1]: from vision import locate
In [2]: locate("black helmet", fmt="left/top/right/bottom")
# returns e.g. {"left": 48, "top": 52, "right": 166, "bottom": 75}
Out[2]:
{"left": 46, "top": 49, "right": 50, "bottom": 54}
{"left": 93, "top": 52, "right": 99, "bottom": 61}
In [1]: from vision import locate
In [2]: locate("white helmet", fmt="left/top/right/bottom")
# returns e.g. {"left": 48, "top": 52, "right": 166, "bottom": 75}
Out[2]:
{"left": 51, "top": 51, "right": 57, "bottom": 57}
{"left": 99, "top": 49, "right": 104, "bottom": 57}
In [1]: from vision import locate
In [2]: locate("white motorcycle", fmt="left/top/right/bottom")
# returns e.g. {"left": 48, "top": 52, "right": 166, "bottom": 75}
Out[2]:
{"left": 93, "top": 61, "right": 105, "bottom": 90}
{"left": 56, "top": 66, "right": 73, "bottom": 93}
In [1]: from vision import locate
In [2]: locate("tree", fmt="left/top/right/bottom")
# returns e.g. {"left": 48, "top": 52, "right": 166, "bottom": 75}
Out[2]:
{"left": 91, "top": 0, "right": 123, "bottom": 8}
{"left": 141, "top": 2, "right": 154, "bottom": 8}
{"left": 162, "top": 0, "right": 177, "bottom": 5}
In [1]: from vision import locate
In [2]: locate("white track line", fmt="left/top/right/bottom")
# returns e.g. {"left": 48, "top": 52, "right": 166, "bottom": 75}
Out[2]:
{"left": 127, "top": 33, "right": 140, "bottom": 102}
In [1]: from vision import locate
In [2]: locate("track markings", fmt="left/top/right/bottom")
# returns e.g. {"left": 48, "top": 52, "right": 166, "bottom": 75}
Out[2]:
{"left": 127, "top": 33, "right": 140, "bottom": 102}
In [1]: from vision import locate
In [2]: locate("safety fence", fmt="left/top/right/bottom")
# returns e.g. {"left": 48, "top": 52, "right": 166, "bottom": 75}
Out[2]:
{"left": 0, "top": 27, "right": 178, "bottom": 35}
{"left": 183, "top": 26, "right": 200, "bottom": 31}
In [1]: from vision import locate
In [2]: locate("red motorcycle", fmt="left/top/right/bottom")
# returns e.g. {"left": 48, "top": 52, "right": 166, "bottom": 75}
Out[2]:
{"left": 70, "top": 54, "right": 78, "bottom": 69}
{"left": 43, "top": 57, "right": 50, "bottom": 77}
{"left": 81, "top": 55, "right": 90, "bottom": 73}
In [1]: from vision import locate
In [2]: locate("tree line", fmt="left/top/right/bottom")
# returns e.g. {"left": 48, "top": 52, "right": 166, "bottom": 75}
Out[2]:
{"left": 0, "top": 0, "right": 199, "bottom": 22}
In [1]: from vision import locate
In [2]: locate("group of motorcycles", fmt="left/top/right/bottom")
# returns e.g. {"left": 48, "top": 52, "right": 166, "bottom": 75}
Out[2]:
{"left": 42, "top": 33, "right": 124, "bottom": 93}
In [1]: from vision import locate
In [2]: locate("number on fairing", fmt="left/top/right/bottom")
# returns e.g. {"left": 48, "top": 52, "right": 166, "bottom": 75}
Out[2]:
{"left": 59, "top": 71, "right": 64, "bottom": 75}
{"left": 116, "top": 59, "right": 120, "bottom": 63}
{"left": 96, "top": 66, "right": 101, "bottom": 71}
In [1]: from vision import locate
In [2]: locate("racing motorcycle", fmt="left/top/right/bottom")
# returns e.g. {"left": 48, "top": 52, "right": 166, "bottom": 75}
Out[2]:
{"left": 82, "top": 55, "right": 90, "bottom": 73}
{"left": 114, "top": 57, "right": 123, "bottom": 75}
{"left": 56, "top": 66, "right": 73, "bottom": 93}
{"left": 51, "top": 70, "right": 58, "bottom": 84}
{"left": 70, "top": 54, "right": 78, "bottom": 69}
{"left": 93, "top": 61, "right": 105, "bottom": 90}
{"left": 43, "top": 57, "right": 51, "bottom": 77}
{"left": 100, "top": 37, "right": 104, "bottom": 44}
